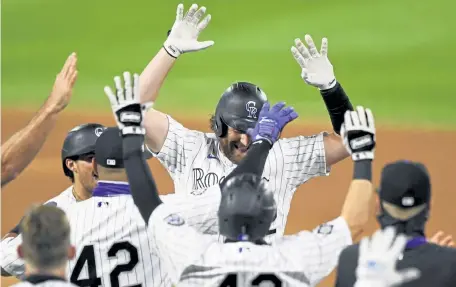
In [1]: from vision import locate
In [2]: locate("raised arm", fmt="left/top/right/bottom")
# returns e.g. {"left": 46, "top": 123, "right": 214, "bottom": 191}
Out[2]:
{"left": 339, "top": 106, "right": 376, "bottom": 239}
{"left": 1, "top": 53, "right": 78, "bottom": 187}
{"left": 291, "top": 35, "right": 351, "bottom": 167}
{"left": 139, "top": 3, "right": 214, "bottom": 152}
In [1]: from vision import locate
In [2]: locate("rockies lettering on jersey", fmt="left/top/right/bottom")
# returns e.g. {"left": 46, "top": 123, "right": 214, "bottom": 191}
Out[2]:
{"left": 150, "top": 116, "right": 329, "bottom": 241}
{"left": 1, "top": 182, "right": 221, "bottom": 286}
{"left": 149, "top": 204, "right": 352, "bottom": 287}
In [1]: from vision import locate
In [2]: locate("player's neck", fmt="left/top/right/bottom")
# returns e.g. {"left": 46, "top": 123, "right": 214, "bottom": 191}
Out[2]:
{"left": 25, "top": 264, "right": 67, "bottom": 280}
{"left": 72, "top": 182, "right": 91, "bottom": 201}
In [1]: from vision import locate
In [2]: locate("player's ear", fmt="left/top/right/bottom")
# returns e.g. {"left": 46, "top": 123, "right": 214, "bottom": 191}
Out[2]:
{"left": 17, "top": 245, "right": 23, "bottom": 259}
{"left": 92, "top": 158, "right": 98, "bottom": 175}
{"left": 68, "top": 245, "right": 76, "bottom": 260}
{"left": 66, "top": 159, "right": 77, "bottom": 173}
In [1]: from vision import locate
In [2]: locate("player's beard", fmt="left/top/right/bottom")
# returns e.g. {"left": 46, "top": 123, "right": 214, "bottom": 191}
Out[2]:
{"left": 219, "top": 137, "right": 249, "bottom": 164}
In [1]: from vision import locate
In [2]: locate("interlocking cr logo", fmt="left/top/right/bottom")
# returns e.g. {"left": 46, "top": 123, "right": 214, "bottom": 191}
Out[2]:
{"left": 245, "top": 101, "right": 258, "bottom": 118}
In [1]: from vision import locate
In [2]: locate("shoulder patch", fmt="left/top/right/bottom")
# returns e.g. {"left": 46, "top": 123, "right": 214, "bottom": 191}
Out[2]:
{"left": 317, "top": 223, "right": 333, "bottom": 235}
{"left": 164, "top": 213, "right": 185, "bottom": 226}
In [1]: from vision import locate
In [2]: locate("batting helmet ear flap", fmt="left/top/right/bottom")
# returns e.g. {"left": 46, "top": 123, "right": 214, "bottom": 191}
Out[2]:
{"left": 214, "top": 116, "right": 228, "bottom": 138}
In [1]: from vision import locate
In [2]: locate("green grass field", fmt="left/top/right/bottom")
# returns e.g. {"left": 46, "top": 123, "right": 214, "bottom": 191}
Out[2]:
{"left": 2, "top": 0, "right": 456, "bottom": 127}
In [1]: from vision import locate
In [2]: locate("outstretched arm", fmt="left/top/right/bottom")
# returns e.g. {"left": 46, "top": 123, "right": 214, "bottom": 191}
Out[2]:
{"left": 1, "top": 53, "right": 78, "bottom": 187}
{"left": 291, "top": 35, "right": 351, "bottom": 167}
{"left": 140, "top": 3, "right": 214, "bottom": 153}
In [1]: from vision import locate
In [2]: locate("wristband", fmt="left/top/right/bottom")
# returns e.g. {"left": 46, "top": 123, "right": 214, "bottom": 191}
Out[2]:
{"left": 320, "top": 82, "right": 354, "bottom": 135}
{"left": 353, "top": 160, "right": 372, "bottom": 181}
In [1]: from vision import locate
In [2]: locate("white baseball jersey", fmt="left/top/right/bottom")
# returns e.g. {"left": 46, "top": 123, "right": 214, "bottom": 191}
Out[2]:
{"left": 152, "top": 115, "right": 329, "bottom": 241}
{"left": 1, "top": 181, "right": 221, "bottom": 287}
{"left": 11, "top": 280, "right": 77, "bottom": 287}
{"left": 149, "top": 203, "right": 352, "bottom": 287}
{"left": 1, "top": 186, "right": 77, "bottom": 279}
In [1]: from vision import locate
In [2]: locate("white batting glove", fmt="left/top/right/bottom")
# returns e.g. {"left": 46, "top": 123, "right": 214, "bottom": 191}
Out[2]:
{"left": 291, "top": 35, "right": 336, "bottom": 90}
{"left": 104, "top": 72, "right": 145, "bottom": 136}
{"left": 163, "top": 3, "right": 214, "bottom": 58}
{"left": 355, "top": 227, "right": 421, "bottom": 287}
{"left": 340, "top": 106, "right": 376, "bottom": 161}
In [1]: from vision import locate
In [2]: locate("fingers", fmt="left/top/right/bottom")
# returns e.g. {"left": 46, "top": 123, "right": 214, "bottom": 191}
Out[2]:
{"left": 197, "top": 15, "right": 211, "bottom": 32}
{"left": 195, "top": 40, "right": 215, "bottom": 50}
{"left": 279, "top": 106, "right": 299, "bottom": 123}
{"left": 344, "top": 110, "right": 354, "bottom": 130}
{"left": 184, "top": 3, "right": 198, "bottom": 21}
{"left": 340, "top": 123, "right": 346, "bottom": 139}
{"left": 441, "top": 235, "right": 454, "bottom": 247}
{"left": 320, "top": 37, "right": 328, "bottom": 57}
{"left": 357, "top": 106, "right": 367, "bottom": 127}
{"left": 430, "top": 231, "right": 443, "bottom": 244}
{"left": 365, "top": 108, "right": 375, "bottom": 129}
{"left": 305, "top": 34, "right": 320, "bottom": 57}
{"left": 294, "top": 38, "right": 311, "bottom": 62}
{"left": 114, "top": 76, "right": 123, "bottom": 101}
{"left": 175, "top": 3, "right": 184, "bottom": 22}
{"left": 104, "top": 86, "right": 118, "bottom": 106}
{"left": 133, "top": 73, "right": 140, "bottom": 101}
{"left": 270, "top": 101, "right": 286, "bottom": 113}
{"left": 69, "top": 70, "right": 78, "bottom": 87}
{"left": 61, "top": 52, "right": 76, "bottom": 78}
{"left": 431, "top": 231, "right": 454, "bottom": 247}
{"left": 191, "top": 6, "right": 206, "bottom": 25}
{"left": 390, "top": 233, "right": 407, "bottom": 258}
{"left": 291, "top": 46, "right": 306, "bottom": 69}
{"left": 350, "top": 110, "right": 361, "bottom": 128}
{"left": 358, "top": 236, "right": 370, "bottom": 261}
{"left": 259, "top": 102, "right": 270, "bottom": 117}
{"left": 123, "top": 72, "right": 133, "bottom": 101}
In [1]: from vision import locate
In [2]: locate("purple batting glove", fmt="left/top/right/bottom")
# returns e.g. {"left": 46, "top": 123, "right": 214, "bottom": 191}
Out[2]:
{"left": 247, "top": 101, "right": 299, "bottom": 146}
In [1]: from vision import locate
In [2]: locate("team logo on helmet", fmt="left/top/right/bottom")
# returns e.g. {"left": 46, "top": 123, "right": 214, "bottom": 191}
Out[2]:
{"left": 245, "top": 101, "right": 258, "bottom": 119}
{"left": 95, "top": 127, "right": 105, "bottom": 137}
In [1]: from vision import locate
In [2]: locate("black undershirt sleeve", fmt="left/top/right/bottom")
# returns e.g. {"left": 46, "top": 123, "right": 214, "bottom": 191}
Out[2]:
{"left": 320, "top": 82, "right": 354, "bottom": 134}
{"left": 220, "top": 140, "right": 272, "bottom": 189}
{"left": 122, "top": 134, "right": 162, "bottom": 224}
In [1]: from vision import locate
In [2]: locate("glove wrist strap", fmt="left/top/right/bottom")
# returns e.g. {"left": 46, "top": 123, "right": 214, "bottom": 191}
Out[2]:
{"left": 121, "top": 126, "right": 146, "bottom": 136}
{"left": 163, "top": 40, "right": 181, "bottom": 58}
{"left": 353, "top": 159, "right": 372, "bottom": 180}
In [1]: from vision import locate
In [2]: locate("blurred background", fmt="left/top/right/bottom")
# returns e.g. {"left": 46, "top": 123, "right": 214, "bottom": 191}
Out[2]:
{"left": 2, "top": 0, "right": 456, "bottom": 286}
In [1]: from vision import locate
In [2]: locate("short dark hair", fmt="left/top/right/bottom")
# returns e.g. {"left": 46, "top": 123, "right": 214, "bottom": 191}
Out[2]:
{"left": 21, "top": 205, "right": 71, "bottom": 270}
{"left": 209, "top": 114, "right": 217, "bottom": 133}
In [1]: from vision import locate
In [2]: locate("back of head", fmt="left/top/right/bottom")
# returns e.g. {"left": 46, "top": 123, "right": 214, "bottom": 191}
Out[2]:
{"left": 212, "top": 82, "right": 268, "bottom": 137}
{"left": 377, "top": 160, "right": 431, "bottom": 236}
{"left": 61, "top": 123, "right": 106, "bottom": 180}
{"left": 218, "top": 173, "right": 276, "bottom": 242}
{"left": 20, "top": 205, "right": 71, "bottom": 271}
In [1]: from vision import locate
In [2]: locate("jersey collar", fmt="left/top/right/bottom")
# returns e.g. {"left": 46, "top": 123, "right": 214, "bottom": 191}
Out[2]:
{"left": 93, "top": 181, "right": 131, "bottom": 197}
{"left": 24, "top": 274, "right": 67, "bottom": 284}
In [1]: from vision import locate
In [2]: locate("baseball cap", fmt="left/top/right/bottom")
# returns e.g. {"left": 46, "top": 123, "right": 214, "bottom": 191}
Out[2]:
{"left": 378, "top": 160, "right": 431, "bottom": 219}
{"left": 95, "top": 127, "right": 125, "bottom": 168}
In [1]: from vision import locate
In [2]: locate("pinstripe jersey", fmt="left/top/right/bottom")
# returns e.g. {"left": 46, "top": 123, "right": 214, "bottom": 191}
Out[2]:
{"left": 11, "top": 281, "right": 78, "bottom": 287}
{"left": 1, "top": 181, "right": 221, "bottom": 287}
{"left": 149, "top": 204, "right": 352, "bottom": 287}
{"left": 152, "top": 115, "right": 329, "bottom": 242}
{"left": 1, "top": 186, "right": 77, "bottom": 279}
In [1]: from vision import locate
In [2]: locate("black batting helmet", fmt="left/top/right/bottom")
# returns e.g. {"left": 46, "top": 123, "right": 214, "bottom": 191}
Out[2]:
{"left": 213, "top": 82, "right": 268, "bottom": 137}
{"left": 218, "top": 173, "right": 276, "bottom": 242}
{"left": 61, "top": 123, "right": 106, "bottom": 179}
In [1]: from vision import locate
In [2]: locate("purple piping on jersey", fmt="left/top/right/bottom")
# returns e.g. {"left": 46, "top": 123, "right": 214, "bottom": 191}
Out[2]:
{"left": 92, "top": 182, "right": 131, "bottom": 197}
{"left": 405, "top": 236, "right": 427, "bottom": 249}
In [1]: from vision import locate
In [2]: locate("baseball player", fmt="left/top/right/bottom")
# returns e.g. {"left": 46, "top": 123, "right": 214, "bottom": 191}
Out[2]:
{"left": 110, "top": 71, "right": 376, "bottom": 286}
{"left": 2, "top": 123, "right": 106, "bottom": 278}
{"left": 354, "top": 227, "right": 421, "bottom": 287}
{"left": 2, "top": 121, "right": 269, "bottom": 287}
{"left": 10, "top": 205, "right": 78, "bottom": 287}
{"left": 136, "top": 3, "right": 352, "bottom": 242}
{"left": 2, "top": 53, "right": 78, "bottom": 187}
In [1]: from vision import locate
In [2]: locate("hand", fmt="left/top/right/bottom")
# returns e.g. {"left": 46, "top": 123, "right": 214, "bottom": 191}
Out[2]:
{"left": 355, "top": 227, "right": 421, "bottom": 287}
{"left": 429, "top": 231, "right": 454, "bottom": 247}
{"left": 104, "top": 72, "right": 145, "bottom": 136}
{"left": 247, "top": 102, "right": 298, "bottom": 146}
{"left": 340, "top": 106, "right": 376, "bottom": 161}
{"left": 291, "top": 35, "right": 336, "bottom": 90}
{"left": 163, "top": 3, "right": 214, "bottom": 58}
{"left": 44, "top": 53, "right": 78, "bottom": 114}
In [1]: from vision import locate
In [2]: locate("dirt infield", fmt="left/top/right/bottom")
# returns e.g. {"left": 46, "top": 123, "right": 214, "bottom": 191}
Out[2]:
{"left": 2, "top": 109, "right": 456, "bottom": 286}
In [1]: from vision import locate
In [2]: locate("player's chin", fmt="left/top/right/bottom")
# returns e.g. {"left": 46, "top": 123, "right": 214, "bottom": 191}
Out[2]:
{"left": 231, "top": 144, "right": 249, "bottom": 162}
